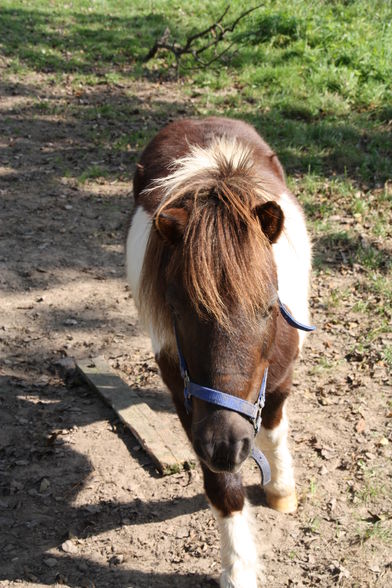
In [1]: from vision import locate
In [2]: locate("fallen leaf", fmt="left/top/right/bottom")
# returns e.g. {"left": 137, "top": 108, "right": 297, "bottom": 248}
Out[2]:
{"left": 355, "top": 419, "right": 366, "bottom": 433}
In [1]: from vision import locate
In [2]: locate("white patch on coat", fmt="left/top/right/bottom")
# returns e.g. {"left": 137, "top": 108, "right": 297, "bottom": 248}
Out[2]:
{"left": 255, "top": 404, "right": 295, "bottom": 498}
{"left": 213, "top": 503, "right": 259, "bottom": 588}
{"left": 126, "top": 205, "right": 167, "bottom": 354}
{"left": 126, "top": 205, "right": 152, "bottom": 305}
{"left": 273, "top": 192, "right": 312, "bottom": 349}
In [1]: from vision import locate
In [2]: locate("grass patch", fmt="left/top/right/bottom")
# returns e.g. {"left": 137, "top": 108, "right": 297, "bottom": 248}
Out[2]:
{"left": 78, "top": 165, "right": 109, "bottom": 183}
{"left": 383, "top": 346, "right": 392, "bottom": 370}
{"left": 1, "top": 1, "right": 390, "bottom": 184}
{"left": 356, "top": 520, "right": 392, "bottom": 545}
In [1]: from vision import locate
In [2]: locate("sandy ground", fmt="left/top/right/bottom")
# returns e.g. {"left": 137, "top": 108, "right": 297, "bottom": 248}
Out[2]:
{"left": 1, "top": 65, "right": 391, "bottom": 588}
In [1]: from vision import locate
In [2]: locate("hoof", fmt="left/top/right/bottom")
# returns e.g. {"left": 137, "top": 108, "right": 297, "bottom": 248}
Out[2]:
{"left": 266, "top": 490, "right": 297, "bottom": 513}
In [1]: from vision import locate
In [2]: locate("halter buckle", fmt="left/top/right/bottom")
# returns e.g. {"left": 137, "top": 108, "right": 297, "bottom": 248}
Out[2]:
{"left": 254, "top": 405, "right": 263, "bottom": 433}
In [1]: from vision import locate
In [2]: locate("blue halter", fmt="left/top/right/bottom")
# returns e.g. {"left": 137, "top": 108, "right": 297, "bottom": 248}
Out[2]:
{"left": 175, "top": 298, "right": 315, "bottom": 486}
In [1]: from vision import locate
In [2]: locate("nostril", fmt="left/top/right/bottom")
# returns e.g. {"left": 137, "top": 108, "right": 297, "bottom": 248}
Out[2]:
{"left": 194, "top": 437, "right": 213, "bottom": 461}
{"left": 234, "top": 436, "right": 252, "bottom": 464}
{"left": 212, "top": 437, "right": 251, "bottom": 469}
{"left": 194, "top": 434, "right": 252, "bottom": 470}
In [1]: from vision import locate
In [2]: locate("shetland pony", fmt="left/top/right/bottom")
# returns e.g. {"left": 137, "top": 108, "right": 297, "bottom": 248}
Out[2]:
{"left": 126, "top": 117, "right": 312, "bottom": 587}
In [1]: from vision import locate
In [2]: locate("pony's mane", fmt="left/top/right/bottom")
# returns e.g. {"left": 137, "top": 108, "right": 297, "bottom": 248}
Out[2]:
{"left": 139, "top": 137, "right": 279, "bottom": 345}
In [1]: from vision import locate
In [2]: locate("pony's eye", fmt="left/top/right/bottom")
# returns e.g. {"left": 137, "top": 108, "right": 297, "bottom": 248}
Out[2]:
{"left": 263, "top": 303, "right": 275, "bottom": 318}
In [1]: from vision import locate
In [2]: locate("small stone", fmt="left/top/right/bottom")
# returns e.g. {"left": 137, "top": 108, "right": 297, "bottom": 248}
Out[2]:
{"left": 62, "top": 540, "right": 77, "bottom": 554}
{"left": 85, "top": 504, "right": 101, "bottom": 513}
{"left": 53, "top": 357, "right": 76, "bottom": 371}
{"left": 176, "top": 527, "right": 189, "bottom": 539}
{"left": 44, "top": 558, "right": 57, "bottom": 568}
{"left": 320, "top": 448, "right": 334, "bottom": 460}
{"left": 378, "top": 437, "right": 389, "bottom": 447}
{"left": 63, "top": 318, "right": 78, "bottom": 326}
{"left": 40, "top": 478, "right": 50, "bottom": 492}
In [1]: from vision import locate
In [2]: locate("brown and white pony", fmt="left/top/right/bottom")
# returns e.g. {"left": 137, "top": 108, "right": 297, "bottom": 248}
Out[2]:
{"left": 126, "top": 117, "right": 312, "bottom": 587}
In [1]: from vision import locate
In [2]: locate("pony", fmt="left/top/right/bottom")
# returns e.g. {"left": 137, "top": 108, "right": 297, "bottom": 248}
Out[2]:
{"left": 126, "top": 117, "right": 313, "bottom": 587}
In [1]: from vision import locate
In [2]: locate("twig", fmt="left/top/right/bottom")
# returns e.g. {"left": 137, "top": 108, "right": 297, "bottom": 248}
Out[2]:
{"left": 143, "top": 4, "right": 263, "bottom": 70}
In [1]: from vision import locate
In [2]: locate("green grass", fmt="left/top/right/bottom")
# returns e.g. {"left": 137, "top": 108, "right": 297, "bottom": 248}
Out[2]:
{"left": 1, "top": 1, "right": 391, "bottom": 180}
{"left": 355, "top": 517, "right": 392, "bottom": 545}
{"left": 78, "top": 165, "right": 109, "bottom": 183}
{"left": 383, "top": 346, "right": 392, "bottom": 370}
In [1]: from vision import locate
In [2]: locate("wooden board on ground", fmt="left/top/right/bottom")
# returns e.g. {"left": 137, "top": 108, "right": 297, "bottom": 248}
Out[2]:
{"left": 76, "top": 356, "right": 195, "bottom": 475}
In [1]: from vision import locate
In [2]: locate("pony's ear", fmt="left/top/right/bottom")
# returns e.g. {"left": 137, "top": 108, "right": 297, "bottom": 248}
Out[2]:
{"left": 154, "top": 207, "right": 189, "bottom": 244}
{"left": 254, "top": 201, "right": 284, "bottom": 243}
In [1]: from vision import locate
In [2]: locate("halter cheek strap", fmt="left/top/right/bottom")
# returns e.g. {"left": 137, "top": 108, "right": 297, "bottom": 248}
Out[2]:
{"left": 278, "top": 298, "right": 316, "bottom": 332}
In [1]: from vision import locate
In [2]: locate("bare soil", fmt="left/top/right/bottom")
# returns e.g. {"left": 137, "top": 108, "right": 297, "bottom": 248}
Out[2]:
{"left": 1, "top": 63, "right": 391, "bottom": 588}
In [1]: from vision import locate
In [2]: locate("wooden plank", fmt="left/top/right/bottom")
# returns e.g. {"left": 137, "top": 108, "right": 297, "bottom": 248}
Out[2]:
{"left": 76, "top": 356, "right": 195, "bottom": 475}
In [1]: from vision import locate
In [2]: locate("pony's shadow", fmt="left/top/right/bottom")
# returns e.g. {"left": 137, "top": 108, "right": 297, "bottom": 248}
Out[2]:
{"left": 246, "top": 483, "right": 269, "bottom": 508}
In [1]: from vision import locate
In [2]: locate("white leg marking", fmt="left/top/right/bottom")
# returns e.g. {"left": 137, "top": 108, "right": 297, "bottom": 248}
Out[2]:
{"left": 256, "top": 405, "right": 295, "bottom": 499}
{"left": 213, "top": 503, "right": 260, "bottom": 588}
{"left": 273, "top": 192, "right": 312, "bottom": 350}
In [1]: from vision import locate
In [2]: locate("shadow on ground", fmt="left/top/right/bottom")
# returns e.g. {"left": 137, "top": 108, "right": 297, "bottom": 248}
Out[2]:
{"left": 0, "top": 374, "right": 213, "bottom": 587}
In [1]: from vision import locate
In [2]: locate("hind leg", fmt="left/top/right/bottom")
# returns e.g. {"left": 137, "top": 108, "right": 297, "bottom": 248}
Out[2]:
{"left": 203, "top": 466, "right": 261, "bottom": 588}
{"left": 255, "top": 385, "right": 297, "bottom": 513}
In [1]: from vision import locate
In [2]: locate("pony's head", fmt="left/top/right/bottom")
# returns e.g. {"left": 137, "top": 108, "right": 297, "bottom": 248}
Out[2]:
{"left": 140, "top": 139, "right": 284, "bottom": 473}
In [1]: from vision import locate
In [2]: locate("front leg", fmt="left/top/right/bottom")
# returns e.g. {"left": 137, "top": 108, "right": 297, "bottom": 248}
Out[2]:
{"left": 255, "top": 384, "right": 297, "bottom": 513}
{"left": 202, "top": 465, "right": 260, "bottom": 588}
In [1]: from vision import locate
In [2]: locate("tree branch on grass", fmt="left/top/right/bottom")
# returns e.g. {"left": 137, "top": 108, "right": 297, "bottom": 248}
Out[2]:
{"left": 143, "top": 4, "right": 262, "bottom": 71}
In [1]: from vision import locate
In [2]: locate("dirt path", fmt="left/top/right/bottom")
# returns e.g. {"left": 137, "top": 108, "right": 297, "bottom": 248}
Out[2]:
{"left": 1, "top": 65, "right": 391, "bottom": 588}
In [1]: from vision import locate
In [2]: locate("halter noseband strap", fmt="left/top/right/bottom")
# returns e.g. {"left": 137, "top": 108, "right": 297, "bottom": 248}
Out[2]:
{"left": 175, "top": 299, "right": 315, "bottom": 487}
{"left": 184, "top": 365, "right": 269, "bottom": 435}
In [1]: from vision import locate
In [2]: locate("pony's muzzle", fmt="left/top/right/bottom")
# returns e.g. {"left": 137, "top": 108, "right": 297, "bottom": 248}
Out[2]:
{"left": 192, "top": 410, "right": 253, "bottom": 473}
